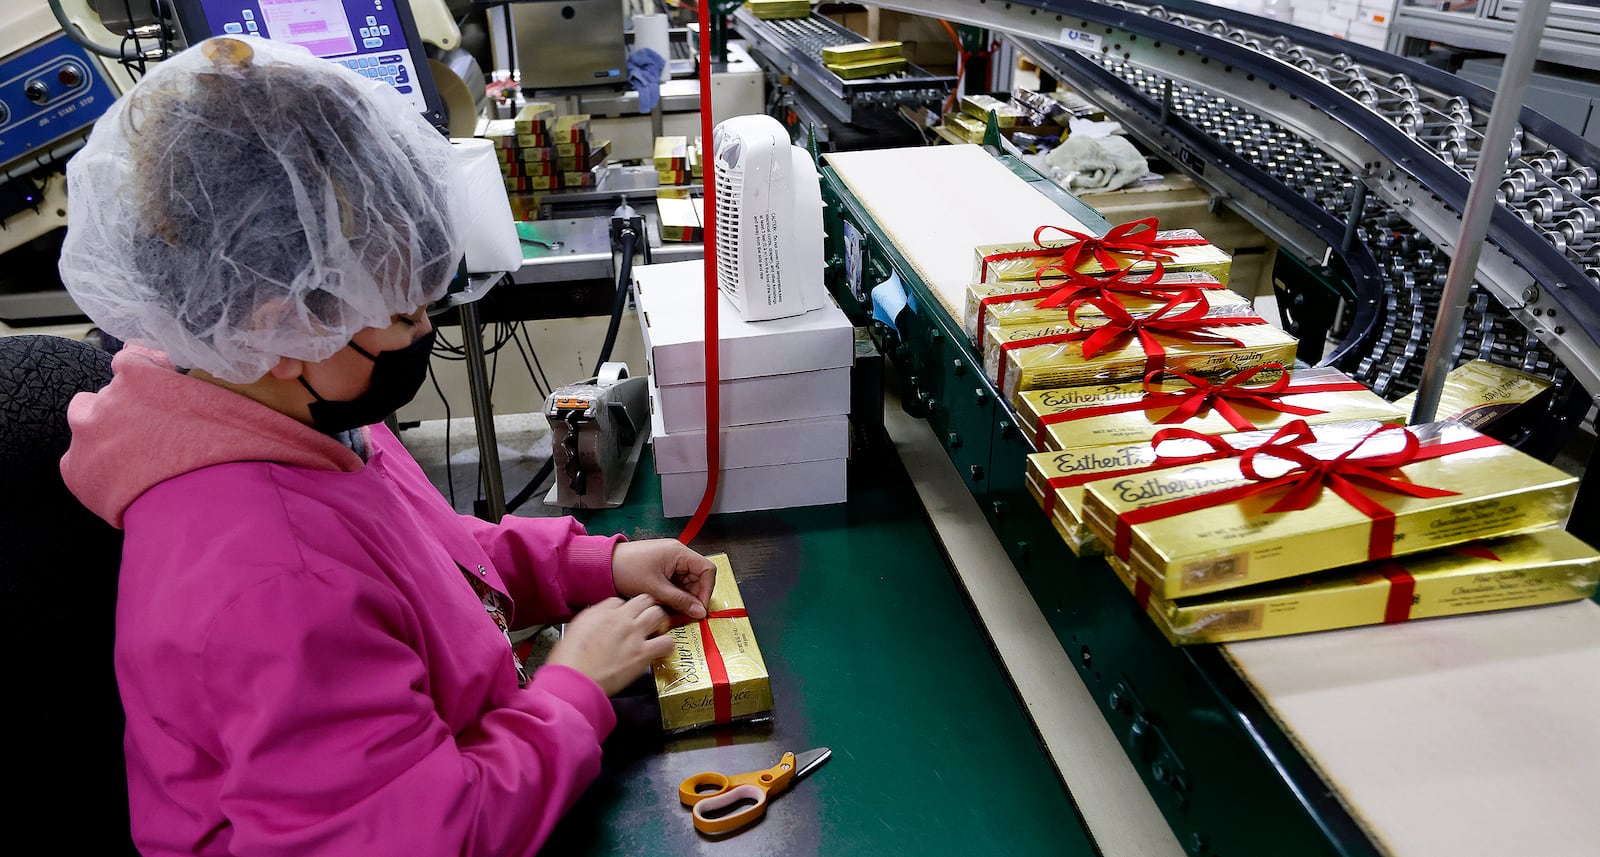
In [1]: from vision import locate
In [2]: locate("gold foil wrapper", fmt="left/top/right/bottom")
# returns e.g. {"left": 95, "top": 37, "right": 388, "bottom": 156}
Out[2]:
{"left": 962, "top": 271, "right": 1239, "bottom": 341}
{"left": 984, "top": 311, "right": 1298, "bottom": 404}
{"left": 973, "top": 230, "right": 1233, "bottom": 286}
{"left": 1017, "top": 366, "right": 1404, "bottom": 451}
{"left": 1028, "top": 419, "right": 1392, "bottom": 556}
{"left": 822, "top": 40, "right": 904, "bottom": 64}
{"left": 959, "top": 94, "right": 1026, "bottom": 127}
{"left": 1393, "top": 360, "right": 1554, "bottom": 430}
{"left": 651, "top": 555, "right": 773, "bottom": 732}
{"left": 1116, "top": 530, "right": 1600, "bottom": 645}
{"left": 1081, "top": 422, "right": 1579, "bottom": 599}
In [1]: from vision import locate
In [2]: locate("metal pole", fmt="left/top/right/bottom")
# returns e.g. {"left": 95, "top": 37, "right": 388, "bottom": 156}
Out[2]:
{"left": 458, "top": 300, "right": 508, "bottom": 522}
{"left": 1410, "top": 0, "right": 1552, "bottom": 424}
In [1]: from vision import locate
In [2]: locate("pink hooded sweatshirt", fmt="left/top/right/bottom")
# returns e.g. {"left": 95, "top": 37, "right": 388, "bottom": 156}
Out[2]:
{"left": 61, "top": 346, "right": 622, "bottom": 856}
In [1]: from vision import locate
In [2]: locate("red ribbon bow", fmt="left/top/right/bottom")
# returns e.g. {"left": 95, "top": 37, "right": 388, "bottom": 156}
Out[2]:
{"left": 1152, "top": 364, "right": 1333, "bottom": 430}
{"left": 1111, "top": 425, "right": 1497, "bottom": 563}
{"left": 995, "top": 290, "right": 1267, "bottom": 393}
{"left": 670, "top": 607, "right": 748, "bottom": 724}
{"left": 1029, "top": 365, "right": 1366, "bottom": 449}
{"left": 978, "top": 217, "right": 1209, "bottom": 284}
{"left": 1040, "top": 420, "right": 1318, "bottom": 514}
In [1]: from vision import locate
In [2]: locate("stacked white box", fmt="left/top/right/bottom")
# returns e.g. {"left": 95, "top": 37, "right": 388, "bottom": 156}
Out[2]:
{"left": 634, "top": 260, "right": 853, "bottom": 517}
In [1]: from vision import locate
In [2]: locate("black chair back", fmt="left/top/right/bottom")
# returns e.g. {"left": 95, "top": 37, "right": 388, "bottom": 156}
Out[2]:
{"left": 0, "top": 335, "right": 133, "bottom": 853}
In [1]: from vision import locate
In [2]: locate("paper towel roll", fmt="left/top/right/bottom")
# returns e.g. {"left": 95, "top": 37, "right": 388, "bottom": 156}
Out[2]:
{"left": 633, "top": 14, "right": 670, "bottom": 63}
{"left": 449, "top": 138, "right": 522, "bottom": 275}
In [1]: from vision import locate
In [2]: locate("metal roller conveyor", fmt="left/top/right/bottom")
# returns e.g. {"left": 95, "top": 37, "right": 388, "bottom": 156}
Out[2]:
{"left": 864, "top": 0, "right": 1600, "bottom": 459}
{"left": 730, "top": 7, "right": 957, "bottom": 126}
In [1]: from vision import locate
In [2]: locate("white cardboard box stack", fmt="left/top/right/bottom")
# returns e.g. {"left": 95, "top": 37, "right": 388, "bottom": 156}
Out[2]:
{"left": 634, "top": 260, "right": 854, "bottom": 517}
{"left": 1289, "top": 0, "right": 1391, "bottom": 48}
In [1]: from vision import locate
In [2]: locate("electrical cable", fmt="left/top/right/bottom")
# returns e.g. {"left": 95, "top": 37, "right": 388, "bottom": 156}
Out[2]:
{"left": 677, "top": 0, "right": 720, "bottom": 545}
{"left": 426, "top": 359, "right": 457, "bottom": 508}
{"left": 597, "top": 229, "right": 639, "bottom": 367}
{"left": 48, "top": 0, "right": 130, "bottom": 59}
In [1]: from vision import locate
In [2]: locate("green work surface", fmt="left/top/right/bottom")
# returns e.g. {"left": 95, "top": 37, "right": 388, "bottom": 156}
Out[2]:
{"left": 541, "top": 444, "right": 1097, "bottom": 856}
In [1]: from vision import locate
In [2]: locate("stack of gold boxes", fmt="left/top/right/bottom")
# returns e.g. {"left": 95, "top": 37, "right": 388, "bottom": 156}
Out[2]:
{"left": 654, "top": 135, "right": 692, "bottom": 187}
{"left": 968, "top": 220, "right": 1300, "bottom": 403}
{"left": 984, "top": 218, "right": 1599, "bottom": 644}
{"left": 1077, "top": 418, "right": 1595, "bottom": 643}
{"left": 482, "top": 103, "right": 612, "bottom": 219}
{"left": 943, "top": 92, "right": 1066, "bottom": 143}
{"left": 822, "top": 40, "right": 906, "bottom": 80}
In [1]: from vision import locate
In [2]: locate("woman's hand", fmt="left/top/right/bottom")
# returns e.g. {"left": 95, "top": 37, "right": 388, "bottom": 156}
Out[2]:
{"left": 547, "top": 595, "right": 673, "bottom": 695}
{"left": 611, "top": 539, "right": 717, "bottom": 620}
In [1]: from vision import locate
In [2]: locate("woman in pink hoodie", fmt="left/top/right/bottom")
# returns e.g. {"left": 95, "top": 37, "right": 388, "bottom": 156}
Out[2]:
{"left": 56, "top": 37, "right": 713, "bottom": 856}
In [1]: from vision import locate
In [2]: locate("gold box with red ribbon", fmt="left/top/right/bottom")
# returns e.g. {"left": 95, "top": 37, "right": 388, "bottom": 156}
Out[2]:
{"left": 1028, "top": 418, "right": 1395, "bottom": 556}
{"left": 963, "top": 268, "right": 1248, "bottom": 343}
{"left": 983, "top": 292, "right": 1297, "bottom": 404}
{"left": 1105, "top": 530, "right": 1600, "bottom": 645}
{"left": 651, "top": 555, "right": 773, "bottom": 732}
{"left": 1081, "top": 422, "right": 1579, "bottom": 600}
{"left": 972, "top": 219, "right": 1233, "bottom": 286}
{"left": 1018, "top": 365, "right": 1404, "bottom": 452}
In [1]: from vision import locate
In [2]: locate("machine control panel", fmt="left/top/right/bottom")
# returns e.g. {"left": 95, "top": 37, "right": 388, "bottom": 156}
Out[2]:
{"left": 0, "top": 34, "right": 117, "bottom": 170}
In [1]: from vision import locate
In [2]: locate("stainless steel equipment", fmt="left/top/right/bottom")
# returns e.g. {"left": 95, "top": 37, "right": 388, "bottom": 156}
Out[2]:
{"left": 511, "top": 0, "right": 627, "bottom": 90}
{"left": 543, "top": 363, "right": 649, "bottom": 509}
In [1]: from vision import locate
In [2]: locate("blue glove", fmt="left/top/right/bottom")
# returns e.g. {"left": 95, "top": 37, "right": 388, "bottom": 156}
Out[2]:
{"left": 628, "top": 47, "right": 667, "bottom": 114}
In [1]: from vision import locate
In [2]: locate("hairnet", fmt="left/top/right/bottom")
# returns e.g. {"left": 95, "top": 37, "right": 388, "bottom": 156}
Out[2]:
{"left": 59, "top": 36, "right": 462, "bottom": 383}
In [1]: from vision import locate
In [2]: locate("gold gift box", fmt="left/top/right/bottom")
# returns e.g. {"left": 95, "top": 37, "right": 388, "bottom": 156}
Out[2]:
{"left": 513, "top": 101, "right": 558, "bottom": 135}
{"left": 651, "top": 554, "right": 773, "bottom": 732}
{"left": 1393, "top": 360, "right": 1553, "bottom": 430}
{"left": 1082, "top": 422, "right": 1579, "bottom": 599}
{"left": 826, "top": 56, "right": 908, "bottom": 79}
{"left": 1029, "top": 419, "right": 1394, "bottom": 556}
{"left": 822, "top": 40, "right": 903, "bottom": 64}
{"left": 960, "top": 94, "right": 1027, "bottom": 127}
{"left": 657, "top": 195, "right": 703, "bottom": 242}
{"left": 1018, "top": 365, "right": 1405, "bottom": 451}
{"left": 1108, "top": 530, "right": 1600, "bottom": 645}
{"left": 653, "top": 135, "right": 689, "bottom": 170}
{"left": 747, "top": 0, "right": 810, "bottom": 19}
{"left": 976, "top": 290, "right": 1259, "bottom": 367}
{"left": 973, "top": 230, "right": 1233, "bottom": 287}
{"left": 984, "top": 310, "right": 1298, "bottom": 405}
{"left": 944, "top": 112, "right": 986, "bottom": 144}
{"left": 962, "top": 270, "right": 1240, "bottom": 341}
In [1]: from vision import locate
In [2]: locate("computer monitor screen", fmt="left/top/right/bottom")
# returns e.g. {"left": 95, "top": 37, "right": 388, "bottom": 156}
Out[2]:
{"left": 173, "top": 0, "right": 443, "bottom": 123}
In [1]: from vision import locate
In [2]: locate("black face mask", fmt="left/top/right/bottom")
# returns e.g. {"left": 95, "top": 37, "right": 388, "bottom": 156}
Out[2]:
{"left": 299, "top": 330, "right": 437, "bottom": 435}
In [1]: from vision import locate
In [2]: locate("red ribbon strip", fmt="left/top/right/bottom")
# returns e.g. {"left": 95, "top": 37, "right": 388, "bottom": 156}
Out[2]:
{"left": 669, "top": 607, "right": 748, "bottom": 723}
{"left": 1376, "top": 543, "right": 1503, "bottom": 623}
{"left": 978, "top": 218, "right": 1210, "bottom": 284}
{"left": 995, "top": 290, "right": 1266, "bottom": 393}
{"left": 977, "top": 262, "right": 1207, "bottom": 332}
{"left": 1041, "top": 420, "right": 1318, "bottom": 514}
{"left": 1110, "top": 426, "right": 1502, "bottom": 561}
{"left": 1029, "top": 363, "right": 1365, "bottom": 448}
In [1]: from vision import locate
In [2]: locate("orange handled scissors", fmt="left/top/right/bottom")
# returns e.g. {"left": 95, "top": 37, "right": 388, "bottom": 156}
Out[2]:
{"left": 677, "top": 747, "right": 831, "bottom": 834}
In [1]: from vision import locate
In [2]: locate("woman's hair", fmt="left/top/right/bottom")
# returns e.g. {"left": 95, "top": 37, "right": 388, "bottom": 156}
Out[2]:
{"left": 59, "top": 37, "right": 461, "bottom": 383}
